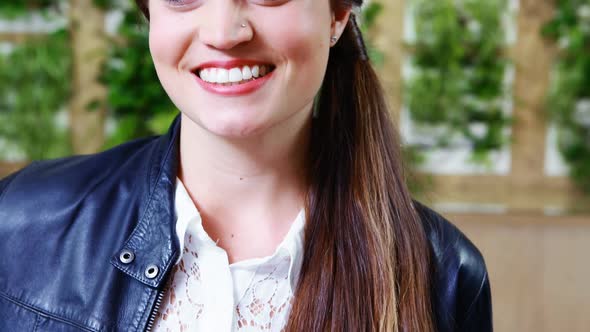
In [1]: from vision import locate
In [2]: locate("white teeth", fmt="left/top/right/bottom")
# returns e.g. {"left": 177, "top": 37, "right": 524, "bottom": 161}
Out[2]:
{"left": 207, "top": 68, "right": 216, "bottom": 83}
{"left": 229, "top": 68, "right": 242, "bottom": 82}
{"left": 242, "top": 66, "right": 252, "bottom": 80}
{"left": 201, "top": 69, "right": 210, "bottom": 82}
{"left": 216, "top": 68, "right": 229, "bottom": 83}
{"left": 251, "top": 65, "right": 260, "bottom": 78}
{"left": 198, "top": 65, "right": 271, "bottom": 84}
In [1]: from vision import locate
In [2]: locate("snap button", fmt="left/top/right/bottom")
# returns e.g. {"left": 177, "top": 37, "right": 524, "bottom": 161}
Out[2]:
{"left": 145, "top": 264, "right": 159, "bottom": 279}
{"left": 119, "top": 249, "right": 135, "bottom": 264}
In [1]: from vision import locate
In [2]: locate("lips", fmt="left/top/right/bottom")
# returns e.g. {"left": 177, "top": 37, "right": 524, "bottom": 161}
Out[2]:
{"left": 191, "top": 59, "right": 276, "bottom": 96}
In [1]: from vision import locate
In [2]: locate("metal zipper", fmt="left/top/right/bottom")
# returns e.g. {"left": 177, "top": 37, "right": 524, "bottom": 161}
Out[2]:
{"left": 144, "top": 289, "right": 166, "bottom": 332}
{"left": 143, "top": 240, "right": 180, "bottom": 331}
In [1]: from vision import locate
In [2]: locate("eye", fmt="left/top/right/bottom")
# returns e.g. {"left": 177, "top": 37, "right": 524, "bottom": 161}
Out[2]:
{"left": 164, "top": 0, "right": 199, "bottom": 7}
{"left": 250, "top": 0, "right": 290, "bottom": 6}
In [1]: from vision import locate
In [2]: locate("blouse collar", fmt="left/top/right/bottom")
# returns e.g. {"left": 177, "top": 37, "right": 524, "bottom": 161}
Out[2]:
{"left": 173, "top": 177, "right": 305, "bottom": 291}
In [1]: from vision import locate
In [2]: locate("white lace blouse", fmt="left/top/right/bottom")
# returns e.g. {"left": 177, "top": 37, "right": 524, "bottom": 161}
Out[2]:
{"left": 152, "top": 178, "right": 305, "bottom": 331}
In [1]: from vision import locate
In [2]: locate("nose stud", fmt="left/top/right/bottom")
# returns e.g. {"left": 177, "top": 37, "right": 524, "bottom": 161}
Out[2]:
{"left": 240, "top": 23, "right": 247, "bottom": 28}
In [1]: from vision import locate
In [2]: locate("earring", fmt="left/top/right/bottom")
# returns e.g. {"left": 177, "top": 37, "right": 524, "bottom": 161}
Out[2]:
{"left": 330, "top": 36, "right": 338, "bottom": 45}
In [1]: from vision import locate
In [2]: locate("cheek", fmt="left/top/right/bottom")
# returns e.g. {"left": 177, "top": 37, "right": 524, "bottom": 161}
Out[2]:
{"left": 259, "top": 8, "right": 332, "bottom": 84}
{"left": 148, "top": 14, "right": 191, "bottom": 71}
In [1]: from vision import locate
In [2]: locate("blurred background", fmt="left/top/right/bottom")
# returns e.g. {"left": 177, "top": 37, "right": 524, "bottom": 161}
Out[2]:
{"left": 0, "top": 0, "right": 589, "bottom": 330}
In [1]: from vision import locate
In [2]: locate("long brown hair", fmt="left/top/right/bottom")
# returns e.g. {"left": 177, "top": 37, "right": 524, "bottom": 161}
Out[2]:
{"left": 134, "top": 1, "right": 434, "bottom": 330}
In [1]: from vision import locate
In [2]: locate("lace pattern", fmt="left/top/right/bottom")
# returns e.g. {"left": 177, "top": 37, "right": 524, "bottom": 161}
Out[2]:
{"left": 153, "top": 234, "right": 294, "bottom": 331}
{"left": 234, "top": 256, "right": 293, "bottom": 331}
{"left": 153, "top": 234, "right": 205, "bottom": 331}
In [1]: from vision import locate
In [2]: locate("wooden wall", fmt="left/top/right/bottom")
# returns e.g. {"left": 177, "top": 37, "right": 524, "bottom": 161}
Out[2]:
{"left": 69, "top": 0, "right": 107, "bottom": 154}
{"left": 453, "top": 213, "right": 590, "bottom": 332}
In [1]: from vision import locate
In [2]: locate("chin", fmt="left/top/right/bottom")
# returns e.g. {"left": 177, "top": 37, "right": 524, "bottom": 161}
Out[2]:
{"left": 177, "top": 102, "right": 266, "bottom": 137}
{"left": 201, "top": 115, "right": 270, "bottom": 139}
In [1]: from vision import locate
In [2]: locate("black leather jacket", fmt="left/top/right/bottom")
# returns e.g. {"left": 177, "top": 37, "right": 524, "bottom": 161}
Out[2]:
{"left": 0, "top": 117, "right": 492, "bottom": 331}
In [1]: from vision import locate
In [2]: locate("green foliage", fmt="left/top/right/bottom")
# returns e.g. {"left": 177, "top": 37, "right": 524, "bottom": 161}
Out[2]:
{"left": 100, "top": 3, "right": 178, "bottom": 148}
{"left": 92, "top": 0, "right": 117, "bottom": 10}
{"left": 0, "top": 1, "right": 56, "bottom": 18}
{"left": 0, "top": 30, "right": 72, "bottom": 160}
{"left": 359, "top": 2, "right": 385, "bottom": 65}
{"left": 405, "top": 0, "right": 512, "bottom": 163}
{"left": 543, "top": 0, "right": 590, "bottom": 192}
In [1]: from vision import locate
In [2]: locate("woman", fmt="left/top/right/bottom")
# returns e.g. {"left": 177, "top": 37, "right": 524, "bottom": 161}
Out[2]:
{"left": 0, "top": 0, "right": 491, "bottom": 331}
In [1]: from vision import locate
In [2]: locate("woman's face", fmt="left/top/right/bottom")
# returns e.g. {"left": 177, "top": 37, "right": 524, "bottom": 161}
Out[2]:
{"left": 148, "top": 0, "right": 350, "bottom": 138}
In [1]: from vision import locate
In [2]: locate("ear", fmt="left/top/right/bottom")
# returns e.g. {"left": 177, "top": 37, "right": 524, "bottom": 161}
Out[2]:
{"left": 330, "top": 7, "right": 352, "bottom": 46}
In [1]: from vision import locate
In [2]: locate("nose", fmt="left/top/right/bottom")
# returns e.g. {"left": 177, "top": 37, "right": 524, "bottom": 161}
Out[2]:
{"left": 198, "top": 1, "right": 253, "bottom": 50}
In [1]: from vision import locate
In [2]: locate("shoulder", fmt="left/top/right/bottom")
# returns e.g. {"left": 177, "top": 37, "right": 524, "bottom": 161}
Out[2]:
{"left": 0, "top": 135, "right": 162, "bottom": 253}
{"left": 413, "top": 200, "right": 493, "bottom": 332}
{"left": 413, "top": 200, "right": 488, "bottom": 280}
{"left": 0, "top": 136, "right": 157, "bottom": 207}
{"left": 0, "top": 136, "right": 162, "bottom": 329}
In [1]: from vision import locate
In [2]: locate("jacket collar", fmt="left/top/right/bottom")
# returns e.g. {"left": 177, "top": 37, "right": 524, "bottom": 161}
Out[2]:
{"left": 110, "top": 115, "right": 182, "bottom": 288}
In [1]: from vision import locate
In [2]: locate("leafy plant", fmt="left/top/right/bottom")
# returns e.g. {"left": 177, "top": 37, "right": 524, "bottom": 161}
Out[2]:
{"left": 359, "top": 2, "right": 385, "bottom": 65}
{"left": 543, "top": 0, "right": 590, "bottom": 192}
{"left": 93, "top": 0, "right": 118, "bottom": 10}
{"left": 100, "top": 2, "right": 178, "bottom": 148}
{"left": 405, "top": 0, "right": 512, "bottom": 164}
{"left": 0, "top": 29, "right": 72, "bottom": 160}
{"left": 0, "top": 0, "right": 56, "bottom": 18}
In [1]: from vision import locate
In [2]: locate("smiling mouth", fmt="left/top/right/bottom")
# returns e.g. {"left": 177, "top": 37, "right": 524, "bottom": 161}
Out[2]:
{"left": 193, "top": 64, "right": 276, "bottom": 86}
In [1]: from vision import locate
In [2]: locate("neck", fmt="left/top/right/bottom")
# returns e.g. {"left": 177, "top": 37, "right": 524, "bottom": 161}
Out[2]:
{"left": 177, "top": 110, "right": 311, "bottom": 227}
